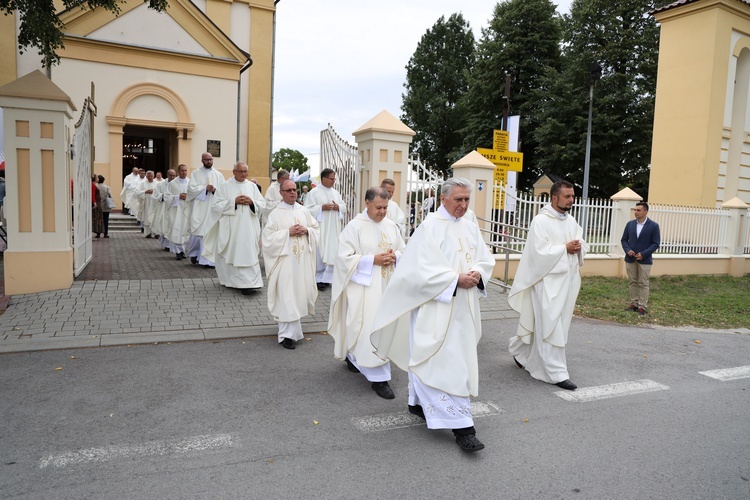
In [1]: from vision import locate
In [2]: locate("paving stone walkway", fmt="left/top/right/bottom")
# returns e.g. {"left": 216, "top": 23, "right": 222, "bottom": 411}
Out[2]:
{"left": 0, "top": 214, "right": 518, "bottom": 353}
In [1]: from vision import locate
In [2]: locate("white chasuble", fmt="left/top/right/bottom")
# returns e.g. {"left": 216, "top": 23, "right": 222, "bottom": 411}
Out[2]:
{"left": 328, "top": 213, "right": 405, "bottom": 367}
{"left": 263, "top": 181, "right": 282, "bottom": 215}
{"left": 121, "top": 173, "right": 139, "bottom": 208}
{"left": 164, "top": 177, "right": 191, "bottom": 246}
{"left": 187, "top": 167, "right": 225, "bottom": 236}
{"left": 508, "top": 205, "right": 588, "bottom": 348}
{"left": 370, "top": 207, "right": 495, "bottom": 397}
{"left": 262, "top": 203, "right": 320, "bottom": 323}
{"left": 304, "top": 185, "right": 346, "bottom": 265}
{"left": 149, "top": 180, "right": 171, "bottom": 236}
{"left": 129, "top": 177, "right": 145, "bottom": 219}
{"left": 202, "top": 178, "right": 266, "bottom": 288}
{"left": 137, "top": 180, "right": 158, "bottom": 232}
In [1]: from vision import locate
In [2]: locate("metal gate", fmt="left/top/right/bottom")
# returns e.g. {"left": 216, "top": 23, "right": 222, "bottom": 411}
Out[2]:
{"left": 405, "top": 155, "right": 444, "bottom": 233}
{"left": 72, "top": 95, "right": 96, "bottom": 276}
{"left": 320, "top": 124, "right": 359, "bottom": 226}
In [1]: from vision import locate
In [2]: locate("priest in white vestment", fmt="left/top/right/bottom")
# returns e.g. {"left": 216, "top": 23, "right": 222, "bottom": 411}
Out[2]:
{"left": 120, "top": 167, "right": 139, "bottom": 215}
{"left": 508, "top": 180, "right": 587, "bottom": 392}
{"left": 136, "top": 171, "right": 158, "bottom": 237}
{"left": 164, "top": 164, "right": 191, "bottom": 260}
{"left": 128, "top": 169, "right": 147, "bottom": 221}
{"left": 150, "top": 169, "right": 176, "bottom": 251}
{"left": 202, "top": 162, "right": 266, "bottom": 294}
{"left": 380, "top": 178, "right": 407, "bottom": 238}
{"left": 186, "top": 152, "right": 225, "bottom": 267}
{"left": 370, "top": 178, "right": 494, "bottom": 453}
{"left": 304, "top": 168, "right": 346, "bottom": 288}
{"left": 329, "top": 187, "right": 405, "bottom": 399}
{"left": 262, "top": 180, "right": 320, "bottom": 350}
{"left": 263, "top": 169, "right": 289, "bottom": 216}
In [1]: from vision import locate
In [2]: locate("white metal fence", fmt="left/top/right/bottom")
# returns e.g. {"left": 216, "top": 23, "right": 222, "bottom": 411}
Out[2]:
{"left": 491, "top": 184, "right": 614, "bottom": 254}
{"left": 320, "top": 124, "right": 359, "bottom": 226}
{"left": 648, "top": 204, "right": 729, "bottom": 254}
{"left": 405, "top": 156, "right": 444, "bottom": 234}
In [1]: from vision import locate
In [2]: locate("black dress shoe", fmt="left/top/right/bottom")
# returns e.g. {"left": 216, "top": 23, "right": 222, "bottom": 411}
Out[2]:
{"left": 408, "top": 404, "right": 426, "bottom": 420}
{"left": 178, "top": 252, "right": 186, "bottom": 260}
{"left": 371, "top": 381, "right": 395, "bottom": 399}
{"left": 555, "top": 379, "right": 577, "bottom": 391}
{"left": 175, "top": 253, "right": 182, "bottom": 261}
{"left": 513, "top": 356, "right": 524, "bottom": 369}
{"left": 345, "top": 358, "right": 360, "bottom": 373}
{"left": 163, "top": 247, "right": 170, "bottom": 251}
{"left": 190, "top": 256, "right": 198, "bottom": 265}
{"left": 455, "top": 433, "right": 485, "bottom": 452}
{"left": 281, "top": 338, "right": 296, "bottom": 350}
{"left": 316, "top": 282, "right": 329, "bottom": 290}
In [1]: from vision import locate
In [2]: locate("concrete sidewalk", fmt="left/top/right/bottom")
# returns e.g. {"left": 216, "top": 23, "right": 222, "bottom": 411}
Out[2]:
{"left": 0, "top": 218, "right": 518, "bottom": 353}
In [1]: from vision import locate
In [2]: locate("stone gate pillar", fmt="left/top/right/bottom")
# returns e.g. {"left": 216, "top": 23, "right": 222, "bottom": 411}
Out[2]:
{"left": 0, "top": 71, "right": 76, "bottom": 294}
{"left": 353, "top": 110, "right": 415, "bottom": 213}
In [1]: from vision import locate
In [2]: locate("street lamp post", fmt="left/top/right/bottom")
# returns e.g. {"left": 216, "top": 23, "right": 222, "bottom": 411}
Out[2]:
{"left": 581, "top": 61, "right": 602, "bottom": 235}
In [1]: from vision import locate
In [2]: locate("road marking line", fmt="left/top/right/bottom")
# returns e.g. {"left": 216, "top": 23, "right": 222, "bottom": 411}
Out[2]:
{"left": 352, "top": 401, "right": 504, "bottom": 432}
{"left": 39, "top": 433, "right": 232, "bottom": 469}
{"left": 555, "top": 379, "right": 670, "bottom": 403}
{"left": 699, "top": 365, "right": 750, "bottom": 381}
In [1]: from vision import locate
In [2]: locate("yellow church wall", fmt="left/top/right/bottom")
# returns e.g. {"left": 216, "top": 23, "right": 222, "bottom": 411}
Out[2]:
{"left": 0, "top": 14, "right": 17, "bottom": 86}
{"left": 246, "top": 1, "right": 276, "bottom": 184}
{"left": 650, "top": 2, "right": 750, "bottom": 207}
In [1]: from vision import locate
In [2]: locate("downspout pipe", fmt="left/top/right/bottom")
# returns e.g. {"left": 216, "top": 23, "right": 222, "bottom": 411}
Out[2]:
{"left": 269, "top": 0, "right": 281, "bottom": 176}
{"left": 236, "top": 58, "right": 253, "bottom": 162}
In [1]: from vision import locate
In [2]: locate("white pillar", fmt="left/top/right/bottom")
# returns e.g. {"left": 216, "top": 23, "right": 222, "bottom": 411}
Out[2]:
{"left": 0, "top": 70, "right": 76, "bottom": 294}
{"left": 353, "top": 110, "right": 414, "bottom": 214}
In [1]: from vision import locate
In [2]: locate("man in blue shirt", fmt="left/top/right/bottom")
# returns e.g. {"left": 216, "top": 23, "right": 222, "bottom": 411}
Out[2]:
{"left": 621, "top": 202, "right": 661, "bottom": 315}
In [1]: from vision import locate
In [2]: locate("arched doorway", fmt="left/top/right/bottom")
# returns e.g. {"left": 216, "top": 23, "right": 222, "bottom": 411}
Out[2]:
{"left": 122, "top": 125, "right": 173, "bottom": 180}
{"left": 107, "top": 83, "right": 195, "bottom": 201}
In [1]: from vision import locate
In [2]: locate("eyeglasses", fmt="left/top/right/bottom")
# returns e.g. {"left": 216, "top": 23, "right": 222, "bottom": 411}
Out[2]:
{"left": 281, "top": 189, "right": 298, "bottom": 193}
{"left": 323, "top": 177, "right": 335, "bottom": 181}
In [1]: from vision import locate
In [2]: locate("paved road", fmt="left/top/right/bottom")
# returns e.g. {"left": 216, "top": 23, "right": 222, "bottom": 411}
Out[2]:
{"left": 1, "top": 317, "right": 748, "bottom": 498}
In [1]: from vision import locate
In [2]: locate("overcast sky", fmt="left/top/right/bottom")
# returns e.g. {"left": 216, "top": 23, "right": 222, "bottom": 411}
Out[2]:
{"left": 271, "top": 1, "right": 573, "bottom": 172}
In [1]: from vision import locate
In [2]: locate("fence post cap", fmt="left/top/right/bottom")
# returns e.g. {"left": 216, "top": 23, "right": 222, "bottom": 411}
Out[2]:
{"left": 610, "top": 187, "right": 642, "bottom": 201}
{"left": 721, "top": 197, "right": 749, "bottom": 209}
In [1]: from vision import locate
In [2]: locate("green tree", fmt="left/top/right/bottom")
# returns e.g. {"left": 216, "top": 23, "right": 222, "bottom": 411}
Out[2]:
{"left": 529, "top": 0, "right": 667, "bottom": 197}
{"left": 272, "top": 148, "right": 309, "bottom": 174}
{"left": 400, "top": 13, "right": 475, "bottom": 175}
{"left": 458, "top": 0, "right": 562, "bottom": 191}
{"left": 2, "top": 0, "right": 168, "bottom": 68}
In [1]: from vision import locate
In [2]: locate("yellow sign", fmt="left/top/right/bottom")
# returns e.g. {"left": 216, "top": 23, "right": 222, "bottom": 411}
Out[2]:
{"left": 493, "top": 167, "right": 507, "bottom": 209}
{"left": 477, "top": 148, "right": 523, "bottom": 172}
{"left": 493, "top": 130, "right": 509, "bottom": 152}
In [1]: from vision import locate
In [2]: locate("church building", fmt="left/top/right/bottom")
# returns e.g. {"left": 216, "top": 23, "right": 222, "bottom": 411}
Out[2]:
{"left": 0, "top": 0, "right": 277, "bottom": 203}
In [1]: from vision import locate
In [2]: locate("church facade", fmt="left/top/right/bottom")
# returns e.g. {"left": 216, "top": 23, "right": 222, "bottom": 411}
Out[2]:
{"left": 0, "top": 0, "right": 277, "bottom": 203}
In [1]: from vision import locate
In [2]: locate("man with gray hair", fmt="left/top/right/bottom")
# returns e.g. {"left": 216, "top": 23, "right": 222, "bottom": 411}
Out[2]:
{"left": 202, "top": 162, "right": 266, "bottom": 294}
{"left": 370, "top": 177, "right": 495, "bottom": 452}
{"left": 329, "top": 187, "right": 405, "bottom": 399}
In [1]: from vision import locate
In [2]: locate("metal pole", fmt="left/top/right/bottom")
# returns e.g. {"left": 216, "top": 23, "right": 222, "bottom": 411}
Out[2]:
{"left": 581, "top": 61, "right": 601, "bottom": 236}
{"left": 581, "top": 80, "right": 594, "bottom": 234}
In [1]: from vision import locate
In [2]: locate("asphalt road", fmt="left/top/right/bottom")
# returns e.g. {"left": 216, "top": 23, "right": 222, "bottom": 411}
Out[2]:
{"left": 1, "top": 318, "right": 748, "bottom": 499}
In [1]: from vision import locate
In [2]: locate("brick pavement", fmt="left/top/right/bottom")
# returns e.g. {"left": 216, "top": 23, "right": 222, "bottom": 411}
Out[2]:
{"left": 0, "top": 215, "right": 518, "bottom": 353}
